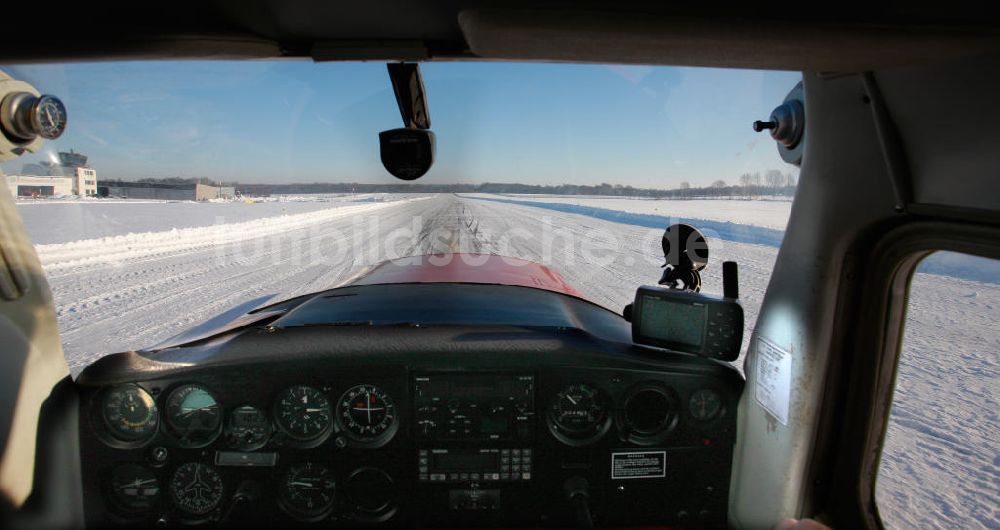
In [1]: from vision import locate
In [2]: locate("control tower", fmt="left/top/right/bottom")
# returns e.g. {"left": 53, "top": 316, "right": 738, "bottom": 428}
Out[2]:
{"left": 58, "top": 149, "right": 88, "bottom": 169}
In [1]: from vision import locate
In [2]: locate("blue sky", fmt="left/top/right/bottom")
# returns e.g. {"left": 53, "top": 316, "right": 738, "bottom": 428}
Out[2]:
{"left": 1, "top": 61, "right": 800, "bottom": 189}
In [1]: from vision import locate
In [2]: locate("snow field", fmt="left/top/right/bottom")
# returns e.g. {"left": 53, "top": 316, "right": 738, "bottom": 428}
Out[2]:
{"left": 473, "top": 194, "right": 794, "bottom": 231}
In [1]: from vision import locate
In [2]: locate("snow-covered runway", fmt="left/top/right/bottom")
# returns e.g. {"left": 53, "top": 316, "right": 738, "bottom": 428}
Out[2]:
{"left": 35, "top": 194, "right": 780, "bottom": 372}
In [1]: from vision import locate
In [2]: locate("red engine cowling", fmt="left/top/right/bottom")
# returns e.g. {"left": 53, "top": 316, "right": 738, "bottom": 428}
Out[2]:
{"left": 349, "top": 253, "right": 585, "bottom": 299}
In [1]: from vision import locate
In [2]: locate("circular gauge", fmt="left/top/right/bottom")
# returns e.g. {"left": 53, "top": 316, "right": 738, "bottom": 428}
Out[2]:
{"left": 336, "top": 385, "right": 398, "bottom": 445}
{"left": 278, "top": 463, "right": 337, "bottom": 521}
{"left": 344, "top": 468, "right": 396, "bottom": 522}
{"left": 100, "top": 384, "right": 159, "bottom": 444}
{"left": 688, "top": 389, "right": 723, "bottom": 421}
{"left": 225, "top": 405, "right": 272, "bottom": 451}
{"left": 169, "top": 463, "right": 223, "bottom": 517}
{"left": 547, "top": 384, "right": 613, "bottom": 446}
{"left": 274, "top": 386, "right": 333, "bottom": 446}
{"left": 107, "top": 464, "right": 160, "bottom": 514}
{"left": 620, "top": 384, "right": 679, "bottom": 445}
{"left": 165, "top": 384, "right": 222, "bottom": 447}
{"left": 31, "top": 95, "right": 68, "bottom": 139}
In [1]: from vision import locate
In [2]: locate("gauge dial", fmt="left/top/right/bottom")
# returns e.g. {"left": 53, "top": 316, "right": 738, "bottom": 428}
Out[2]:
{"left": 279, "top": 463, "right": 336, "bottom": 521}
{"left": 688, "top": 389, "right": 723, "bottom": 421}
{"left": 31, "top": 95, "right": 67, "bottom": 139}
{"left": 108, "top": 464, "right": 160, "bottom": 514}
{"left": 621, "top": 384, "right": 679, "bottom": 445}
{"left": 274, "top": 386, "right": 333, "bottom": 445}
{"left": 624, "top": 388, "right": 671, "bottom": 433}
{"left": 170, "top": 463, "right": 223, "bottom": 516}
{"left": 336, "top": 385, "right": 397, "bottom": 443}
{"left": 165, "top": 384, "right": 222, "bottom": 447}
{"left": 344, "top": 467, "right": 396, "bottom": 520}
{"left": 101, "top": 384, "right": 159, "bottom": 443}
{"left": 547, "top": 384, "right": 612, "bottom": 445}
{"left": 225, "top": 405, "right": 272, "bottom": 451}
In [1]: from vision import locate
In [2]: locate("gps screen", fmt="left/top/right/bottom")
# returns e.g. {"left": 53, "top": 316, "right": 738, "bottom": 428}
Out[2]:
{"left": 638, "top": 295, "right": 707, "bottom": 349}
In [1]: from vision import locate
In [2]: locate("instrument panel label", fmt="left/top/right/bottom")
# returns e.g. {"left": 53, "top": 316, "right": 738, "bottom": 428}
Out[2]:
{"left": 610, "top": 451, "right": 666, "bottom": 480}
{"left": 755, "top": 337, "right": 792, "bottom": 426}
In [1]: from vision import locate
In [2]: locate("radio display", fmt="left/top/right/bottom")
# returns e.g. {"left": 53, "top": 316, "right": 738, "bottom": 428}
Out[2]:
{"left": 419, "top": 448, "right": 533, "bottom": 482}
{"left": 434, "top": 451, "right": 500, "bottom": 472}
{"left": 414, "top": 373, "right": 534, "bottom": 399}
{"left": 480, "top": 416, "right": 506, "bottom": 435}
{"left": 413, "top": 373, "right": 535, "bottom": 442}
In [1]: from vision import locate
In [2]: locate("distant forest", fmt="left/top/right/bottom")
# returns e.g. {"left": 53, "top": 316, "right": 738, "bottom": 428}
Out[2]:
{"left": 106, "top": 170, "right": 797, "bottom": 199}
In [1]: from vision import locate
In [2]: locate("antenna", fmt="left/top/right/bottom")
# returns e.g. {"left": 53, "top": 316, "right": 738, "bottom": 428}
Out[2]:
{"left": 723, "top": 261, "right": 739, "bottom": 299}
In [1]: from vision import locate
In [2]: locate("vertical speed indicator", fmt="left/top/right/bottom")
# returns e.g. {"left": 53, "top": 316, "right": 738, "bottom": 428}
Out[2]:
{"left": 336, "top": 385, "right": 398, "bottom": 447}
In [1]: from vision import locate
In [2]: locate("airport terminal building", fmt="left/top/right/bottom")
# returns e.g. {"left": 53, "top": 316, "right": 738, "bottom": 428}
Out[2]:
{"left": 5, "top": 150, "right": 98, "bottom": 197}
{"left": 4, "top": 149, "right": 235, "bottom": 201}
{"left": 98, "top": 181, "right": 236, "bottom": 201}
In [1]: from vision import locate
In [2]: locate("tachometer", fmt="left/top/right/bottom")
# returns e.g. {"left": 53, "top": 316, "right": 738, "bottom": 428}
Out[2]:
{"left": 336, "top": 384, "right": 397, "bottom": 445}
{"left": 165, "top": 384, "right": 222, "bottom": 447}
{"left": 546, "top": 383, "right": 612, "bottom": 446}
{"left": 278, "top": 463, "right": 336, "bottom": 521}
{"left": 100, "top": 384, "right": 159, "bottom": 444}
{"left": 169, "top": 463, "right": 223, "bottom": 517}
{"left": 274, "top": 385, "right": 333, "bottom": 446}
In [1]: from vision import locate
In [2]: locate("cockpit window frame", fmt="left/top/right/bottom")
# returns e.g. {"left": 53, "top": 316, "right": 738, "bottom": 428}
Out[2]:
{"left": 816, "top": 218, "right": 1000, "bottom": 529}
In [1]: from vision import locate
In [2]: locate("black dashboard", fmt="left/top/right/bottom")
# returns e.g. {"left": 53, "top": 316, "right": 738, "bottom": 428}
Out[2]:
{"left": 74, "top": 284, "right": 743, "bottom": 528}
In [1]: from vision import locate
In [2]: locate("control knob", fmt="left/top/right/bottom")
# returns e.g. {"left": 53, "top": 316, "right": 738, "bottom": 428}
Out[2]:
{"left": 417, "top": 419, "right": 437, "bottom": 437}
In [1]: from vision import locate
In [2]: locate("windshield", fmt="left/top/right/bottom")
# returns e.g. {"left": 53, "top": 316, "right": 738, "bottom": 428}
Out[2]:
{"left": 1, "top": 61, "right": 800, "bottom": 373}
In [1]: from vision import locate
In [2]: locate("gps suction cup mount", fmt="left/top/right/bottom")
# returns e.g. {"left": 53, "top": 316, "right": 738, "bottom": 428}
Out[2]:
{"left": 658, "top": 224, "right": 709, "bottom": 292}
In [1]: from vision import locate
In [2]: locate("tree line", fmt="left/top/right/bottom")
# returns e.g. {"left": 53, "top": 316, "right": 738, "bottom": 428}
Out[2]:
{"left": 102, "top": 170, "right": 797, "bottom": 199}
{"left": 672, "top": 170, "right": 798, "bottom": 199}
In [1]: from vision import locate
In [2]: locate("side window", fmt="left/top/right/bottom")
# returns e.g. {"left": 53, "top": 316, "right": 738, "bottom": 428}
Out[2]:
{"left": 876, "top": 251, "right": 999, "bottom": 529}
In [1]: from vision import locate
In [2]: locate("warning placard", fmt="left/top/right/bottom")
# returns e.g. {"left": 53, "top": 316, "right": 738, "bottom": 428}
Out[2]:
{"left": 610, "top": 451, "right": 666, "bottom": 480}
{"left": 755, "top": 337, "right": 792, "bottom": 426}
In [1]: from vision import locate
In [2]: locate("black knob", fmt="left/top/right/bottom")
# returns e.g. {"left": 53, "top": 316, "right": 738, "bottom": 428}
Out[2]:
{"left": 419, "top": 421, "right": 435, "bottom": 437}
{"left": 758, "top": 100, "right": 805, "bottom": 148}
{"left": 148, "top": 446, "right": 168, "bottom": 466}
{"left": 752, "top": 120, "right": 777, "bottom": 132}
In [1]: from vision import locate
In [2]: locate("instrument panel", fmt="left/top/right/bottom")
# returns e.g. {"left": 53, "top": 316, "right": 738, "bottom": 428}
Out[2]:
{"left": 79, "top": 361, "right": 739, "bottom": 528}
{"left": 82, "top": 366, "right": 408, "bottom": 527}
